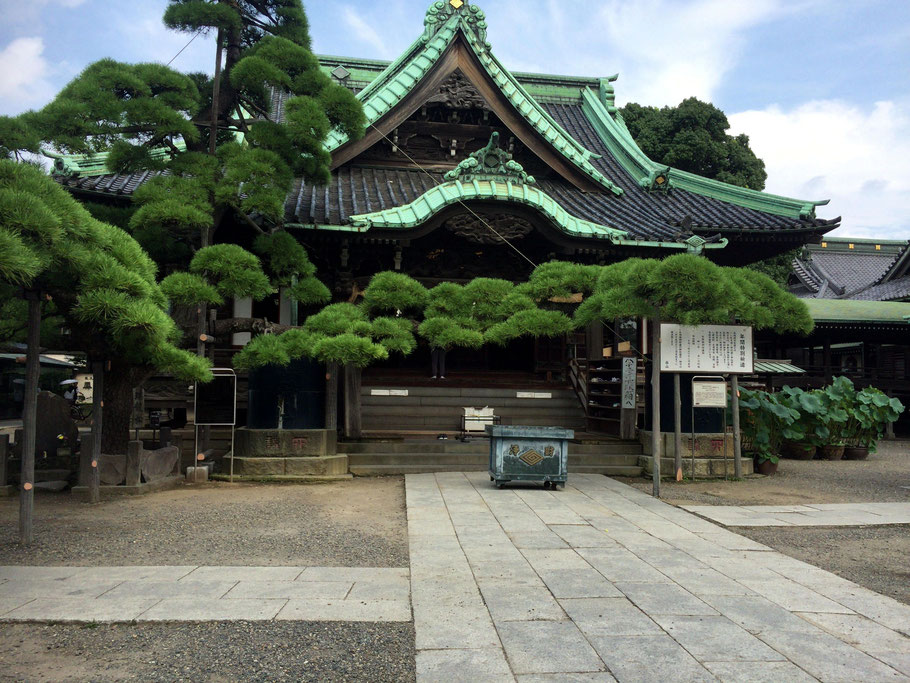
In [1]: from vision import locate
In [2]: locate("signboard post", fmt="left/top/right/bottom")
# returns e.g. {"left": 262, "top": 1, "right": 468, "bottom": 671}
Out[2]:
{"left": 660, "top": 324, "right": 753, "bottom": 374}
{"left": 690, "top": 376, "right": 729, "bottom": 481}
{"left": 659, "top": 324, "right": 753, "bottom": 484}
{"left": 193, "top": 368, "right": 237, "bottom": 483}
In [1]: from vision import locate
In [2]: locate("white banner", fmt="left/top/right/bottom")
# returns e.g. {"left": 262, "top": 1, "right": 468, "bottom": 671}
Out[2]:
{"left": 660, "top": 324, "right": 753, "bottom": 374}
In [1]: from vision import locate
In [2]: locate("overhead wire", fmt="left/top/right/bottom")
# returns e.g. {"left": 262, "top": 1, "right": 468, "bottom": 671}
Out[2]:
{"left": 167, "top": 30, "right": 202, "bottom": 66}
{"left": 368, "top": 123, "right": 537, "bottom": 269}
{"left": 368, "top": 122, "right": 650, "bottom": 361}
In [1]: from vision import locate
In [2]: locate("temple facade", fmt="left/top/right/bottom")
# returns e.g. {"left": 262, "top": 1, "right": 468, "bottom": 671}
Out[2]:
{"left": 54, "top": 0, "right": 866, "bottom": 437}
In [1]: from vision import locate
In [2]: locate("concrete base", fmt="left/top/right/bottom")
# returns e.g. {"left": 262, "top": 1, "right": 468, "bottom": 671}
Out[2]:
{"left": 185, "top": 466, "right": 209, "bottom": 483}
{"left": 228, "top": 454, "right": 349, "bottom": 477}
{"left": 211, "top": 473, "right": 353, "bottom": 483}
{"left": 71, "top": 474, "right": 183, "bottom": 500}
{"left": 234, "top": 428, "right": 337, "bottom": 458}
{"left": 639, "top": 455, "right": 754, "bottom": 479}
{"left": 640, "top": 430, "right": 735, "bottom": 458}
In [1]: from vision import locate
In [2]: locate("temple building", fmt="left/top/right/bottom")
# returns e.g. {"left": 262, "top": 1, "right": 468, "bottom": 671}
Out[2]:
{"left": 56, "top": 0, "right": 898, "bottom": 441}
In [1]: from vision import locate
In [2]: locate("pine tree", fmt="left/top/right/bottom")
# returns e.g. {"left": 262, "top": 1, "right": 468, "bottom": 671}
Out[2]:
{"left": 0, "top": 159, "right": 210, "bottom": 540}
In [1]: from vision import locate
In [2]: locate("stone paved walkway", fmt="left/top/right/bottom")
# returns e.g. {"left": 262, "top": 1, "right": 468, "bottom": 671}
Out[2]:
{"left": 681, "top": 502, "right": 910, "bottom": 527}
{"left": 407, "top": 472, "right": 910, "bottom": 682}
{"left": 0, "top": 565, "right": 410, "bottom": 622}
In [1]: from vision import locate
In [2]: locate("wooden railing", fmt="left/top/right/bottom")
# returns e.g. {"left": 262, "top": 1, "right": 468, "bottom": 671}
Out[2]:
{"left": 568, "top": 358, "right": 588, "bottom": 412}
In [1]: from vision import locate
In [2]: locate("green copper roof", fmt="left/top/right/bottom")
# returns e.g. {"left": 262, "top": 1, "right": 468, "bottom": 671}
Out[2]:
{"left": 46, "top": 140, "right": 188, "bottom": 176}
{"left": 580, "top": 88, "right": 829, "bottom": 220}
{"left": 323, "top": 2, "right": 623, "bottom": 196}
{"left": 804, "top": 298, "right": 910, "bottom": 324}
{"left": 347, "top": 177, "right": 626, "bottom": 239}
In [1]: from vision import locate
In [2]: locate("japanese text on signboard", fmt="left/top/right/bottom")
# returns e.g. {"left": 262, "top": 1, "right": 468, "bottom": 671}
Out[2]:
{"left": 659, "top": 324, "right": 753, "bottom": 374}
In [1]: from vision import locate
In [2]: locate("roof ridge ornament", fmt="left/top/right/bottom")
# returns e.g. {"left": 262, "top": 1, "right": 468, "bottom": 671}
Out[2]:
{"left": 422, "top": 1, "right": 488, "bottom": 46}
{"left": 444, "top": 132, "right": 535, "bottom": 184}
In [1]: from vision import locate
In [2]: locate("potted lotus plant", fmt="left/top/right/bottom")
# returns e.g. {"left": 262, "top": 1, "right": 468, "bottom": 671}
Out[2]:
{"left": 778, "top": 386, "right": 827, "bottom": 459}
{"left": 738, "top": 388, "right": 800, "bottom": 475}
{"left": 843, "top": 386, "right": 905, "bottom": 459}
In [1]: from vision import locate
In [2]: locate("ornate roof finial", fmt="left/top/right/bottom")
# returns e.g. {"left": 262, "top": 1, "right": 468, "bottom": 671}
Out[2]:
{"left": 422, "top": 1, "right": 488, "bottom": 46}
{"left": 445, "top": 132, "right": 535, "bottom": 184}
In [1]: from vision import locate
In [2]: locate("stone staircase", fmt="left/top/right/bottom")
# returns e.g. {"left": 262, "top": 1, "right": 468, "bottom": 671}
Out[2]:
{"left": 361, "top": 384, "right": 588, "bottom": 433}
{"left": 341, "top": 439, "right": 643, "bottom": 476}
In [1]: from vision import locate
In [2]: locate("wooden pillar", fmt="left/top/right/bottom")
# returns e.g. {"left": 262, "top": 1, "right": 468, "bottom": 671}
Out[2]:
{"left": 343, "top": 364, "right": 362, "bottom": 439}
{"left": 731, "top": 375, "right": 742, "bottom": 479}
{"left": 650, "top": 317, "right": 661, "bottom": 498}
{"left": 19, "top": 293, "right": 41, "bottom": 545}
{"left": 89, "top": 360, "right": 103, "bottom": 504}
{"left": 823, "top": 337, "right": 832, "bottom": 383}
{"left": 586, "top": 321, "right": 604, "bottom": 361}
{"left": 125, "top": 440, "right": 142, "bottom": 487}
{"left": 673, "top": 373, "right": 682, "bottom": 481}
{"left": 0, "top": 434, "right": 8, "bottom": 487}
{"left": 325, "top": 363, "right": 339, "bottom": 432}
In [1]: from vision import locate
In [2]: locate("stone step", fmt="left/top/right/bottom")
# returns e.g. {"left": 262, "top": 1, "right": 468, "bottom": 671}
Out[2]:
{"left": 346, "top": 453, "right": 641, "bottom": 467}
{"left": 337, "top": 441, "right": 642, "bottom": 455}
{"left": 361, "top": 404, "right": 584, "bottom": 418}
{"left": 349, "top": 464, "right": 643, "bottom": 476}
{"left": 361, "top": 386, "right": 576, "bottom": 399}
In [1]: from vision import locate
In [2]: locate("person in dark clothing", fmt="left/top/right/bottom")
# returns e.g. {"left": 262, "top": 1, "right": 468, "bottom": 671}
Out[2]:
{"left": 430, "top": 347, "right": 447, "bottom": 379}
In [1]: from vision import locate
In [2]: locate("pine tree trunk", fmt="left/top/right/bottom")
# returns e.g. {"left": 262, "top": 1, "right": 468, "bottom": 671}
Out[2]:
{"left": 101, "top": 358, "right": 138, "bottom": 455}
{"left": 19, "top": 293, "right": 41, "bottom": 545}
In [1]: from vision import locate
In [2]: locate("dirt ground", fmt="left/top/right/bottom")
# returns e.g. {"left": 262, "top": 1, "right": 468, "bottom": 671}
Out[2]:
{"left": 623, "top": 440, "right": 910, "bottom": 605}
{"left": 625, "top": 440, "right": 910, "bottom": 506}
{"left": 0, "top": 476, "right": 409, "bottom": 567}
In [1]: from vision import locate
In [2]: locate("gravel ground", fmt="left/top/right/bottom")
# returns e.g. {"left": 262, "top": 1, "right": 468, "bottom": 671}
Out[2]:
{"left": 622, "top": 440, "right": 910, "bottom": 606}
{"left": 0, "top": 477, "right": 408, "bottom": 567}
{"left": 623, "top": 439, "right": 910, "bottom": 506}
{"left": 0, "top": 477, "right": 414, "bottom": 681}
{"left": 0, "top": 621, "right": 415, "bottom": 682}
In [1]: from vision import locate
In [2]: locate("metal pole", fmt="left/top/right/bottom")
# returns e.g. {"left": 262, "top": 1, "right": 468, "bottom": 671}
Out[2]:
{"left": 89, "top": 360, "right": 103, "bottom": 504}
{"left": 19, "top": 293, "right": 41, "bottom": 544}
{"left": 731, "top": 374, "right": 742, "bottom": 479}
{"left": 673, "top": 373, "right": 682, "bottom": 481}
{"left": 690, "top": 376, "right": 696, "bottom": 484}
{"left": 229, "top": 425, "right": 235, "bottom": 484}
{"left": 650, "top": 318, "right": 661, "bottom": 497}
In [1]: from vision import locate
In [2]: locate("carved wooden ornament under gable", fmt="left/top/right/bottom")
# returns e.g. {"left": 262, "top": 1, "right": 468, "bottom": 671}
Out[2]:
{"left": 444, "top": 212, "right": 533, "bottom": 244}
{"left": 426, "top": 70, "right": 488, "bottom": 110}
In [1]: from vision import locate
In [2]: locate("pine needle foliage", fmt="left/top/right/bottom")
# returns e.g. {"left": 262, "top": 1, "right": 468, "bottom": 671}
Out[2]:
{"left": 0, "top": 159, "right": 211, "bottom": 382}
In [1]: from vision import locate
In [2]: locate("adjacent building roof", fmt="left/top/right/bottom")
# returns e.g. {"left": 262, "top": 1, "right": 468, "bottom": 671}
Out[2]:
{"left": 803, "top": 298, "right": 910, "bottom": 325}
{"left": 792, "top": 237, "right": 910, "bottom": 301}
{"left": 54, "top": 0, "right": 840, "bottom": 253}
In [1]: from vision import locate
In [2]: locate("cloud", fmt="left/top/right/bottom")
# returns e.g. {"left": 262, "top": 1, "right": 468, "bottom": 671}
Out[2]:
{"left": 0, "top": 37, "right": 56, "bottom": 115}
{"left": 481, "top": 0, "right": 792, "bottom": 106}
{"left": 729, "top": 99, "right": 910, "bottom": 239}
{"left": 339, "top": 5, "right": 396, "bottom": 59}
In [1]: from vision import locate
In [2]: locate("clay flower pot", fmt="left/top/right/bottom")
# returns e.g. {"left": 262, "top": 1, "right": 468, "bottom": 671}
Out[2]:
{"left": 782, "top": 442, "right": 816, "bottom": 460}
{"left": 820, "top": 445, "right": 845, "bottom": 460}
{"left": 753, "top": 457, "right": 779, "bottom": 476}
{"left": 843, "top": 446, "right": 869, "bottom": 460}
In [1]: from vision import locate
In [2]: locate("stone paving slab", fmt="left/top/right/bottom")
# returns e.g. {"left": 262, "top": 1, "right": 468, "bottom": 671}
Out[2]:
{"left": 0, "top": 565, "right": 411, "bottom": 623}
{"left": 683, "top": 502, "right": 910, "bottom": 526}
{"left": 407, "top": 472, "right": 910, "bottom": 682}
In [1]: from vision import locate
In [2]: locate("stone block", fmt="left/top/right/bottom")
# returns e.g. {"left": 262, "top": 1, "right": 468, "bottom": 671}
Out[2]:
{"left": 233, "top": 428, "right": 336, "bottom": 458}
{"left": 125, "top": 441, "right": 141, "bottom": 487}
{"left": 284, "top": 454, "right": 348, "bottom": 476}
{"left": 230, "top": 457, "right": 286, "bottom": 476}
